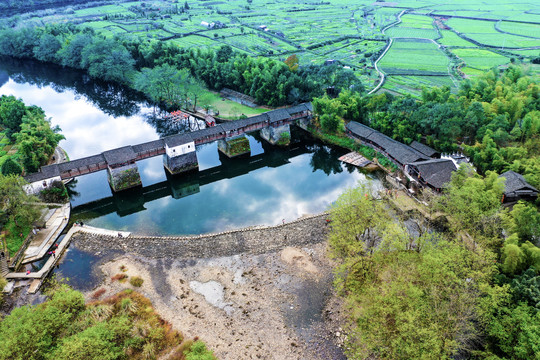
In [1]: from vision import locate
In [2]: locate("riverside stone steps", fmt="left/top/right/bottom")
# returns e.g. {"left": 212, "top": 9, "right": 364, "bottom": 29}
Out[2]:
{"left": 0, "top": 256, "right": 8, "bottom": 277}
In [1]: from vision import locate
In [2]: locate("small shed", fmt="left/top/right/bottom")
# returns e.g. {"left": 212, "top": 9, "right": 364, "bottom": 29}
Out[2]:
{"left": 499, "top": 170, "right": 538, "bottom": 203}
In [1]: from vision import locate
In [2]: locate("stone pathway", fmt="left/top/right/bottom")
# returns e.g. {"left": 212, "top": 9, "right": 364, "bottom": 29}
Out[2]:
{"left": 23, "top": 203, "right": 70, "bottom": 264}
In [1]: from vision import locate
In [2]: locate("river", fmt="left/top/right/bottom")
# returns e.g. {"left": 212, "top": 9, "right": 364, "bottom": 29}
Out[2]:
{"left": 0, "top": 57, "right": 382, "bottom": 236}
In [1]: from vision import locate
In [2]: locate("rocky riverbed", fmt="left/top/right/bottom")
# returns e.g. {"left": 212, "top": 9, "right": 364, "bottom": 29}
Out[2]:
{"left": 67, "top": 215, "right": 348, "bottom": 359}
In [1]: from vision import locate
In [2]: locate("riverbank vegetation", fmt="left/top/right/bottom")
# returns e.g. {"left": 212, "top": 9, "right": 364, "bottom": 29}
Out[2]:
{"left": 0, "top": 95, "right": 64, "bottom": 175}
{"left": 329, "top": 168, "right": 539, "bottom": 359}
{"left": 0, "top": 285, "right": 215, "bottom": 360}
{"left": 0, "top": 174, "right": 42, "bottom": 256}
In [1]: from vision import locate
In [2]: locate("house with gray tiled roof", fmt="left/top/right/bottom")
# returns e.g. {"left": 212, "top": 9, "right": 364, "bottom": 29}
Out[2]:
{"left": 499, "top": 170, "right": 538, "bottom": 203}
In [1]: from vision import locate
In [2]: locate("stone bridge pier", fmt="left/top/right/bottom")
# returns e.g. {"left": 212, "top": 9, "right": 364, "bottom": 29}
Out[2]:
{"left": 218, "top": 135, "right": 251, "bottom": 157}
{"left": 103, "top": 147, "right": 142, "bottom": 192}
{"left": 260, "top": 123, "right": 291, "bottom": 146}
{"left": 163, "top": 135, "right": 199, "bottom": 175}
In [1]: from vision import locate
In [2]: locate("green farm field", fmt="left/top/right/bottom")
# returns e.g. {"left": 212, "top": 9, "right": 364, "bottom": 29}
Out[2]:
{"left": 451, "top": 49, "right": 510, "bottom": 70}
{"left": 3, "top": 0, "right": 538, "bottom": 96}
{"left": 446, "top": 18, "right": 539, "bottom": 48}
{"left": 379, "top": 39, "right": 450, "bottom": 75}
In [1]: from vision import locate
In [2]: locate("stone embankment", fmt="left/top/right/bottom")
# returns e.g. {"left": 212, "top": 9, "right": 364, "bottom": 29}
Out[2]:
{"left": 72, "top": 213, "right": 330, "bottom": 258}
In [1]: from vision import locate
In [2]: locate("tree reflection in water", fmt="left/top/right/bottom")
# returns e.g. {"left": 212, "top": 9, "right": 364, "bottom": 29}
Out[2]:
{"left": 0, "top": 56, "right": 147, "bottom": 117}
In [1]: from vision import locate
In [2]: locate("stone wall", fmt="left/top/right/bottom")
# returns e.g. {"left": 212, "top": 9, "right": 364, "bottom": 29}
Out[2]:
{"left": 71, "top": 213, "right": 329, "bottom": 259}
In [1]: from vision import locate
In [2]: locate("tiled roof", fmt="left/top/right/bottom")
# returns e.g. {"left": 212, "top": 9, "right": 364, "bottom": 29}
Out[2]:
{"left": 132, "top": 139, "right": 165, "bottom": 153}
{"left": 499, "top": 170, "right": 538, "bottom": 195}
{"left": 191, "top": 125, "right": 225, "bottom": 140}
{"left": 408, "top": 159, "right": 456, "bottom": 189}
{"left": 410, "top": 141, "right": 439, "bottom": 157}
{"left": 346, "top": 121, "right": 375, "bottom": 139}
{"left": 163, "top": 133, "right": 193, "bottom": 148}
{"left": 24, "top": 164, "right": 60, "bottom": 183}
{"left": 266, "top": 108, "right": 290, "bottom": 123}
{"left": 102, "top": 147, "right": 136, "bottom": 165}
{"left": 58, "top": 154, "right": 106, "bottom": 172}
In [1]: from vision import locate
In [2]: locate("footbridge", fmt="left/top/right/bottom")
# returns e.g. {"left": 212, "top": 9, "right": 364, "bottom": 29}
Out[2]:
{"left": 24, "top": 103, "right": 312, "bottom": 192}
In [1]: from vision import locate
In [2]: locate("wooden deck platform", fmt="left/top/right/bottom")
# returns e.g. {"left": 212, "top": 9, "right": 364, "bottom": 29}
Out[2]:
{"left": 339, "top": 152, "right": 372, "bottom": 167}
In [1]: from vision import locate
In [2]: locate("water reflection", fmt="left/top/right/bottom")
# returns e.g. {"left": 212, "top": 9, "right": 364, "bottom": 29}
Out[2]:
{"left": 0, "top": 56, "right": 145, "bottom": 117}
{"left": 70, "top": 131, "right": 382, "bottom": 235}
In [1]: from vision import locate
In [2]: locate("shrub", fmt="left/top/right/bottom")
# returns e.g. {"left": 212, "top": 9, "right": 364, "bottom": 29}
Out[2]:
{"left": 91, "top": 288, "right": 107, "bottom": 299}
{"left": 0, "top": 277, "right": 6, "bottom": 304}
{"left": 40, "top": 180, "right": 68, "bottom": 203}
{"left": 111, "top": 273, "right": 128, "bottom": 282}
{"left": 185, "top": 340, "right": 215, "bottom": 360}
{"left": 130, "top": 276, "right": 144, "bottom": 287}
{"left": 276, "top": 131, "right": 291, "bottom": 146}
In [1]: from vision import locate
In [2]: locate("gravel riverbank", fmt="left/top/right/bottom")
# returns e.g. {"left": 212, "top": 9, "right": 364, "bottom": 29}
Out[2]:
{"left": 68, "top": 214, "right": 348, "bottom": 360}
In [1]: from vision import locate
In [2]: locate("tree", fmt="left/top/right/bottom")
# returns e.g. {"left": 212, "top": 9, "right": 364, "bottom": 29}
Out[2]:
{"left": 0, "top": 95, "right": 26, "bottom": 140}
{"left": 0, "top": 175, "right": 42, "bottom": 254}
{"left": 502, "top": 201, "right": 540, "bottom": 243}
{"left": 1, "top": 157, "right": 23, "bottom": 176}
{"left": 312, "top": 95, "right": 345, "bottom": 134}
{"left": 81, "top": 38, "right": 135, "bottom": 83}
{"left": 15, "top": 112, "right": 64, "bottom": 173}
{"left": 502, "top": 243, "right": 526, "bottom": 275}
{"left": 284, "top": 54, "right": 299, "bottom": 72}
{"left": 33, "top": 33, "right": 61, "bottom": 63}
{"left": 57, "top": 32, "right": 93, "bottom": 69}
{"left": 134, "top": 64, "right": 191, "bottom": 107}
{"left": 433, "top": 164, "right": 505, "bottom": 242}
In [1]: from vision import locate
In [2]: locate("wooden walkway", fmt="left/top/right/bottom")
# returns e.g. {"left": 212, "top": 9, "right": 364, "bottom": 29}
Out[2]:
{"left": 339, "top": 152, "right": 372, "bottom": 167}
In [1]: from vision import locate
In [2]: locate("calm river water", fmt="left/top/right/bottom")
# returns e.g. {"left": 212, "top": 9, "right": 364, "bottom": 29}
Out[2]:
{"left": 0, "top": 57, "right": 382, "bottom": 236}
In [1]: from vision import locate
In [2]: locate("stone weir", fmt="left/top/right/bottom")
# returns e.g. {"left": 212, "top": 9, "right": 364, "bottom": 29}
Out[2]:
{"left": 71, "top": 213, "right": 329, "bottom": 260}
{"left": 24, "top": 103, "right": 312, "bottom": 193}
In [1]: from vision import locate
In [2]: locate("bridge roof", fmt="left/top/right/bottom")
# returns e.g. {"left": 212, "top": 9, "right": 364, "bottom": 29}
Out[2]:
{"left": 103, "top": 146, "right": 136, "bottom": 165}
{"left": 267, "top": 108, "right": 290, "bottom": 123}
{"left": 192, "top": 125, "right": 225, "bottom": 140}
{"left": 24, "top": 164, "right": 60, "bottom": 183}
{"left": 286, "top": 103, "right": 310, "bottom": 115}
{"left": 58, "top": 154, "right": 106, "bottom": 172}
{"left": 132, "top": 139, "right": 165, "bottom": 154}
{"left": 164, "top": 133, "right": 193, "bottom": 148}
{"left": 246, "top": 113, "right": 269, "bottom": 124}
